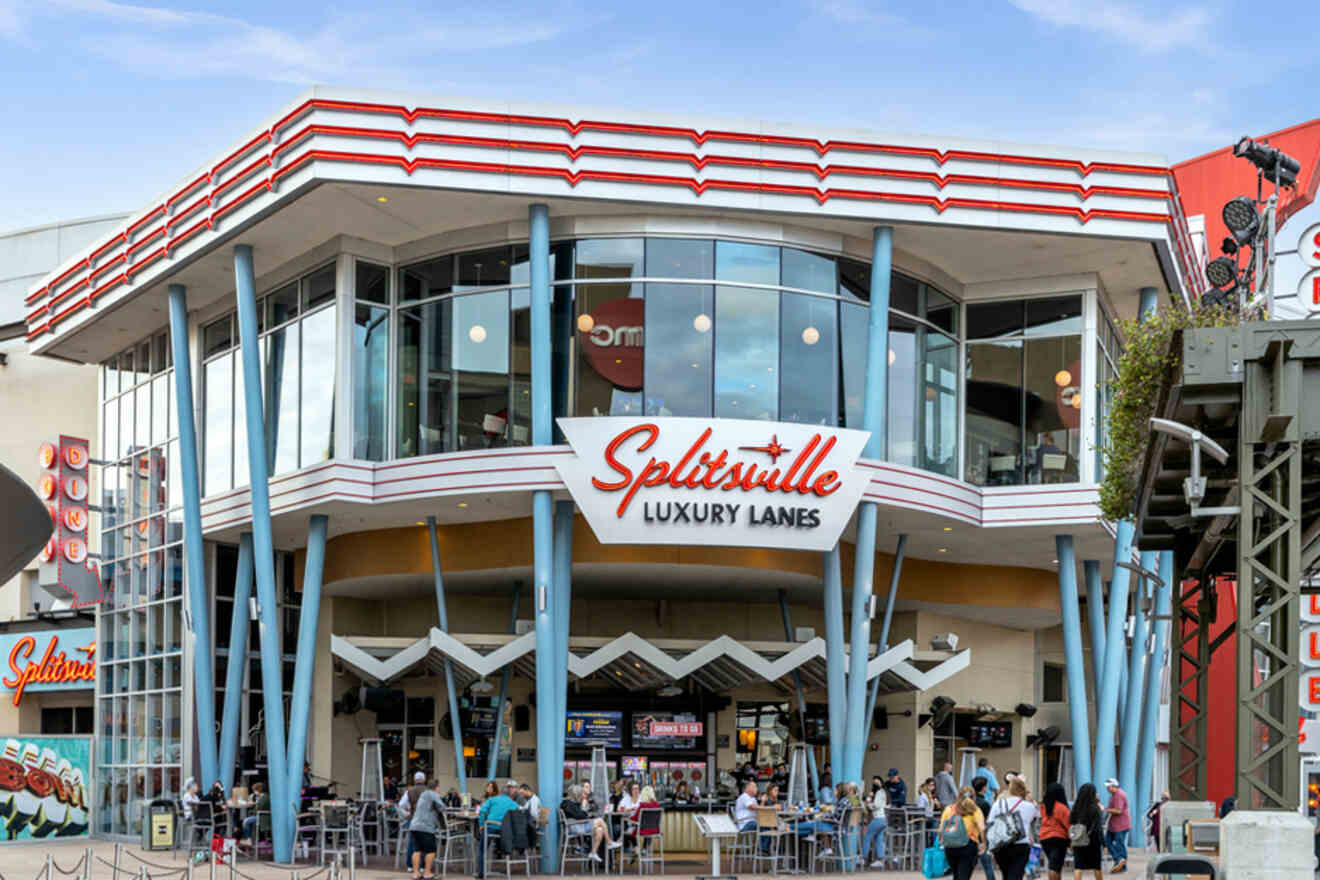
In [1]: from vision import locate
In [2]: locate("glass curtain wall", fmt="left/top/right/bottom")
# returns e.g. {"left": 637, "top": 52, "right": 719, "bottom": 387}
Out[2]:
{"left": 98, "top": 332, "right": 184, "bottom": 837}
{"left": 964, "top": 295, "right": 1083, "bottom": 486}
{"left": 1095, "top": 308, "right": 1121, "bottom": 480}
{"left": 200, "top": 264, "right": 337, "bottom": 495}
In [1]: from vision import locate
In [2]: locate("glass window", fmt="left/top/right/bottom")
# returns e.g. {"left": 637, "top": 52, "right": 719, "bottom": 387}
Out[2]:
{"left": 203, "top": 317, "right": 232, "bottom": 358}
{"left": 715, "top": 286, "right": 778, "bottom": 419}
{"left": 356, "top": 261, "right": 390, "bottom": 304}
{"left": 233, "top": 354, "right": 249, "bottom": 489}
{"left": 510, "top": 290, "right": 531, "bottom": 445}
{"left": 266, "top": 322, "right": 300, "bottom": 474}
{"left": 451, "top": 291, "right": 510, "bottom": 448}
{"left": 576, "top": 282, "right": 643, "bottom": 418}
{"left": 300, "top": 305, "right": 336, "bottom": 465}
{"left": 106, "top": 355, "right": 121, "bottom": 397}
{"left": 888, "top": 316, "right": 920, "bottom": 466}
{"left": 839, "top": 302, "right": 868, "bottom": 428}
{"left": 455, "top": 246, "right": 512, "bottom": 290}
{"left": 136, "top": 341, "right": 151, "bottom": 387}
{"left": 716, "top": 241, "right": 778, "bottom": 286}
{"left": 644, "top": 283, "right": 712, "bottom": 417}
{"left": 268, "top": 281, "right": 299, "bottom": 326}
{"left": 782, "top": 248, "right": 835, "bottom": 294}
{"left": 303, "top": 265, "right": 336, "bottom": 310}
{"left": 150, "top": 334, "right": 168, "bottom": 374}
{"left": 967, "top": 301, "right": 1024, "bottom": 340}
{"left": 926, "top": 287, "right": 958, "bottom": 334}
{"left": 400, "top": 255, "right": 452, "bottom": 303}
{"left": 922, "top": 332, "right": 959, "bottom": 477}
{"left": 965, "top": 341, "right": 1023, "bottom": 486}
{"left": 839, "top": 259, "right": 870, "bottom": 302}
{"left": 104, "top": 402, "right": 119, "bottom": 472}
{"left": 780, "top": 293, "right": 836, "bottom": 425}
{"left": 397, "top": 303, "right": 439, "bottom": 456}
{"left": 889, "top": 273, "right": 920, "bottom": 316}
{"left": 354, "top": 305, "right": 389, "bottom": 460}
{"left": 1024, "top": 335, "right": 1082, "bottom": 483}
{"left": 576, "top": 238, "right": 643, "bottom": 283}
{"left": 646, "top": 238, "right": 713, "bottom": 279}
{"left": 135, "top": 383, "right": 150, "bottom": 450}
{"left": 119, "top": 393, "right": 133, "bottom": 458}
{"left": 151, "top": 375, "right": 168, "bottom": 446}
{"left": 1025, "top": 295, "right": 1082, "bottom": 336}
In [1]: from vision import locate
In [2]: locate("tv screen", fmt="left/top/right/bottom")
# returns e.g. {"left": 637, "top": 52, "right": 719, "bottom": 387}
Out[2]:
{"left": 566, "top": 711, "right": 623, "bottom": 747}
{"left": 968, "top": 721, "right": 1012, "bottom": 748}
{"left": 631, "top": 711, "right": 701, "bottom": 751}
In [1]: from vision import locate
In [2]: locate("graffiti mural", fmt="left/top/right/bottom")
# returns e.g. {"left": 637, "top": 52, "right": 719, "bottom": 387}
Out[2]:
{"left": 0, "top": 737, "right": 91, "bottom": 840}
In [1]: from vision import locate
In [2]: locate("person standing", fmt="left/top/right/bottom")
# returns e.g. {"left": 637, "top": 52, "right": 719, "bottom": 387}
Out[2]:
{"left": 987, "top": 777, "right": 1038, "bottom": 880}
{"left": 1038, "top": 783, "right": 1071, "bottom": 880}
{"left": 408, "top": 780, "right": 446, "bottom": 880}
{"left": 970, "top": 777, "right": 995, "bottom": 880}
{"left": 1103, "top": 778, "right": 1130, "bottom": 873}
{"left": 940, "top": 788, "right": 987, "bottom": 880}
{"left": 974, "top": 759, "right": 1000, "bottom": 798}
{"left": 936, "top": 762, "right": 959, "bottom": 811}
{"left": 1069, "top": 784, "right": 1105, "bottom": 880}
{"left": 885, "top": 768, "right": 908, "bottom": 807}
{"left": 862, "top": 779, "right": 889, "bottom": 868}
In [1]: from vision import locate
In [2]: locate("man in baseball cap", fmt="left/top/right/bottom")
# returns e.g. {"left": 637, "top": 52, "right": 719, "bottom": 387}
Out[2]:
{"left": 1103, "top": 778, "right": 1130, "bottom": 873}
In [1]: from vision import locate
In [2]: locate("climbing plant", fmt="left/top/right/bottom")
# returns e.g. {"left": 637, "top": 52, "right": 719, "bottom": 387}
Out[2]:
{"left": 1098, "top": 301, "right": 1240, "bottom": 522}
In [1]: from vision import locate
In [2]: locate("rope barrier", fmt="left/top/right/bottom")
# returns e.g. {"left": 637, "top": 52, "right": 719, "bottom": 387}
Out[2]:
{"left": 95, "top": 856, "right": 139, "bottom": 877}
{"left": 49, "top": 855, "right": 86, "bottom": 876}
{"left": 122, "top": 851, "right": 190, "bottom": 874}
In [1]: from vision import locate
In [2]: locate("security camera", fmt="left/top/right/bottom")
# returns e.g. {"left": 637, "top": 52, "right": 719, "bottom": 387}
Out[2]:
{"left": 930, "top": 633, "right": 959, "bottom": 651}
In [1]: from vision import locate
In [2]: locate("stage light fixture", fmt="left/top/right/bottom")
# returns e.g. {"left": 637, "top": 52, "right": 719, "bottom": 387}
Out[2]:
{"left": 1234, "top": 136, "right": 1301, "bottom": 187}
{"left": 1221, "top": 237, "right": 1238, "bottom": 256}
{"left": 1205, "top": 256, "right": 1238, "bottom": 289}
{"left": 1222, "top": 196, "right": 1261, "bottom": 244}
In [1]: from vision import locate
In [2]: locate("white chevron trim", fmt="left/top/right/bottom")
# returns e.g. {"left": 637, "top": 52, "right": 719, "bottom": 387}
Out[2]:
{"left": 889, "top": 651, "right": 972, "bottom": 690}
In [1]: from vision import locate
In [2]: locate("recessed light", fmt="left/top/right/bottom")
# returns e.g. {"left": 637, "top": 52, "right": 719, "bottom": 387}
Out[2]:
{"left": 943, "top": 527, "right": 952, "bottom": 532}
{"left": 415, "top": 521, "right": 425, "bottom": 526}
{"left": 376, "top": 196, "right": 389, "bottom": 203}
{"left": 938, "top": 548, "right": 947, "bottom": 553}
{"left": 1052, "top": 559, "right": 1059, "bottom": 564}
{"left": 458, "top": 502, "right": 468, "bottom": 508}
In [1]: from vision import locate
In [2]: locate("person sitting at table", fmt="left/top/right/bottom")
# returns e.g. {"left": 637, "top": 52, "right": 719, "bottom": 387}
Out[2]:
{"left": 204, "top": 780, "right": 226, "bottom": 806}
{"left": 609, "top": 780, "right": 625, "bottom": 810}
{"left": 817, "top": 773, "right": 835, "bottom": 805}
{"left": 759, "top": 783, "right": 782, "bottom": 807}
{"left": 624, "top": 785, "right": 663, "bottom": 862}
{"left": 476, "top": 782, "right": 521, "bottom": 879}
{"left": 673, "top": 781, "right": 691, "bottom": 803}
{"left": 181, "top": 778, "right": 200, "bottom": 821}
{"left": 561, "top": 784, "right": 620, "bottom": 865}
{"left": 733, "top": 781, "right": 759, "bottom": 833}
{"left": 443, "top": 788, "right": 461, "bottom": 808}
{"left": 518, "top": 783, "right": 541, "bottom": 828}
{"left": 796, "top": 783, "right": 849, "bottom": 855}
{"left": 618, "top": 781, "right": 641, "bottom": 814}
{"left": 917, "top": 778, "right": 937, "bottom": 817}
{"left": 239, "top": 782, "right": 269, "bottom": 845}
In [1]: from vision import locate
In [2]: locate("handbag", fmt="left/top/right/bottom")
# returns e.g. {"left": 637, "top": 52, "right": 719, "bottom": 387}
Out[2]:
{"left": 922, "top": 842, "right": 949, "bottom": 879}
{"left": 986, "top": 798, "right": 1027, "bottom": 852}
{"left": 1068, "top": 822, "right": 1090, "bottom": 847}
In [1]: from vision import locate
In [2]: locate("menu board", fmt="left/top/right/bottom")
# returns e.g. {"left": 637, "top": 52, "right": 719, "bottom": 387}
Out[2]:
{"left": 622, "top": 755, "right": 648, "bottom": 775}
{"left": 566, "top": 710, "right": 624, "bottom": 747}
{"left": 632, "top": 711, "right": 701, "bottom": 750}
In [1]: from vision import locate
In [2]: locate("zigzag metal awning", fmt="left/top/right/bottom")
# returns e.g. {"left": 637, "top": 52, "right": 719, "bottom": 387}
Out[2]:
{"left": 330, "top": 629, "right": 970, "bottom": 695}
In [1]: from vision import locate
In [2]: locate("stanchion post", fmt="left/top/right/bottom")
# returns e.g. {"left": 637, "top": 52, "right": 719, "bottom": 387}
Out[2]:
{"left": 86, "top": 847, "right": 93, "bottom": 880}
{"left": 45, "top": 852, "right": 52, "bottom": 880}
{"left": 115, "top": 843, "right": 122, "bottom": 880}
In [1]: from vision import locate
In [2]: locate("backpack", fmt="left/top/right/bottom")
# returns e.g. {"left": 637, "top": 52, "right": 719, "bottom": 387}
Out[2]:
{"left": 940, "top": 811, "right": 971, "bottom": 849}
{"left": 986, "top": 798, "right": 1027, "bottom": 852}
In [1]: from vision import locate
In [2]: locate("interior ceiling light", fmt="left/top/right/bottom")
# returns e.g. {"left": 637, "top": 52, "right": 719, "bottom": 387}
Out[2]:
{"left": 468, "top": 324, "right": 487, "bottom": 343}
{"left": 577, "top": 313, "right": 594, "bottom": 332}
{"left": 1205, "top": 256, "right": 1237, "bottom": 290}
{"left": 692, "top": 313, "right": 712, "bottom": 333}
{"left": 888, "top": 348, "right": 896, "bottom": 365}
{"left": 802, "top": 326, "right": 820, "bottom": 345}
{"left": 1054, "top": 369, "right": 1072, "bottom": 387}
{"left": 470, "top": 678, "right": 494, "bottom": 694}
{"left": 657, "top": 684, "right": 682, "bottom": 698}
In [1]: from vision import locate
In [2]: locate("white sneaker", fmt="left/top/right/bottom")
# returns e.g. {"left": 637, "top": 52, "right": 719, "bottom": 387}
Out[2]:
{"left": 871, "top": 860, "right": 885, "bottom": 868}
{"left": 804, "top": 835, "right": 817, "bottom": 842}
{"left": 589, "top": 853, "right": 603, "bottom": 864}
{"left": 819, "top": 848, "right": 833, "bottom": 856}
{"left": 607, "top": 841, "right": 623, "bottom": 849}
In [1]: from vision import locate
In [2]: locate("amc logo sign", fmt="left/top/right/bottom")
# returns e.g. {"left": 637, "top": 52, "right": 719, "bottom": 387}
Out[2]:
{"left": 578, "top": 298, "right": 643, "bottom": 390}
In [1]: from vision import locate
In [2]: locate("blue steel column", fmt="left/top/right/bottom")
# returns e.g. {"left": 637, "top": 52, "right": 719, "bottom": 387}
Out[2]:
{"left": 285, "top": 515, "right": 328, "bottom": 831}
{"left": 1119, "top": 551, "right": 1154, "bottom": 845}
{"left": 1135, "top": 551, "right": 1173, "bottom": 846}
{"left": 167, "top": 283, "right": 219, "bottom": 791}
{"left": 1083, "top": 562, "right": 1107, "bottom": 699}
{"left": 427, "top": 517, "right": 467, "bottom": 794}
{"left": 488, "top": 582, "right": 522, "bottom": 781}
{"left": 779, "top": 591, "right": 820, "bottom": 797}
{"left": 528, "top": 203, "right": 558, "bottom": 871}
{"left": 551, "top": 501, "right": 573, "bottom": 825}
{"left": 822, "top": 548, "right": 847, "bottom": 773}
{"left": 865, "top": 536, "right": 908, "bottom": 747}
{"left": 843, "top": 225, "right": 892, "bottom": 785}
{"left": 233, "top": 245, "right": 292, "bottom": 861}
{"left": 1055, "top": 536, "right": 1093, "bottom": 787}
{"left": 217, "top": 533, "right": 253, "bottom": 792}
{"left": 1093, "top": 519, "right": 1135, "bottom": 795}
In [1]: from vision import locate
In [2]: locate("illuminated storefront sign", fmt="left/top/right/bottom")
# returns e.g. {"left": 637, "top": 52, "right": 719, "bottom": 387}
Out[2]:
{"left": 0, "top": 630, "right": 96, "bottom": 706}
{"left": 555, "top": 417, "right": 871, "bottom": 551}
{"left": 35, "top": 436, "right": 101, "bottom": 607}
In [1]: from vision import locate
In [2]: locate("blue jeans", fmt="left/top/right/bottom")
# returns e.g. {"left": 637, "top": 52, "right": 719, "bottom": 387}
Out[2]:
{"left": 862, "top": 817, "right": 886, "bottom": 860}
{"left": 979, "top": 851, "right": 996, "bottom": 880}
{"left": 1105, "top": 829, "right": 1129, "bottom": 866}
{"left": 242, "top": 816, "right": 258, "bottom": 840}
{"left": 476, "top": 828, "right": 500, "bottom": 877}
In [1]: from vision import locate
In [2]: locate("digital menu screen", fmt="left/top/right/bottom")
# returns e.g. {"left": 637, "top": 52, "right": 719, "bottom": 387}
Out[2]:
{"left": 621, "top": 756, "right": 648, "bottom": 775}
{"left": 631, "top": 711, "right": 701, "bottom": 751}
{"left": 968, "top": 721, "right": 1012, "bottom": 748}
{"left": 566, "top": 710, "right": 624, "bottom": 747}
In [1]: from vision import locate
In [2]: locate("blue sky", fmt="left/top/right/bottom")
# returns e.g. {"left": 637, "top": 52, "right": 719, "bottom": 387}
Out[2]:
{"left": 1, "top": 0, "right": 1318, "bottom": 249}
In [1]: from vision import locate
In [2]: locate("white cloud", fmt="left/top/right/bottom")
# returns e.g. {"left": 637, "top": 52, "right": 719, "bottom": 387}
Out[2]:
{"left": 811, "top": 0, "right": 933, "bottom": 38}
{"left": 1007, "top": 0, "right": 1212, "bottom": 52}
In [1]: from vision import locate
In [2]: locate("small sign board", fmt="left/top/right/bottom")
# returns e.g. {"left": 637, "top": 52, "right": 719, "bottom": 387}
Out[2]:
{"left": 693, "top": 813, "right": 739, "bottom": 838}
{"left": 516, "top": 748, "right": 537, "bottom": 763}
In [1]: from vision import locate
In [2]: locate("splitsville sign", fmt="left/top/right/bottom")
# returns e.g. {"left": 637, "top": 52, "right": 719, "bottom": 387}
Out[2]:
{"left": 554, "top": 417, "right": 872, "bottom": 552}
{"left": 1300, "top": 595, "right": 1320, "bottom": 753}
{"left": 0, "top": 629, "right": 96, "bottom": 706}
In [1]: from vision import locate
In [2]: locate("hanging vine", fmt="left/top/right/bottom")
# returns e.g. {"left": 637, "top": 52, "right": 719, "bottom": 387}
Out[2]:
{"left": 1097, "top": 301, "right": 1240, "bottom": 522}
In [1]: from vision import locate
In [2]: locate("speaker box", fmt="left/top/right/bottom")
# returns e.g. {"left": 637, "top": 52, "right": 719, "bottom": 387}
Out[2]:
{"left": 361, "top": 687, "right": 405, "bottom": 715}
{"left": 874, "top": 706, "right": 888, "bottom": 730}
{"left": 514, "top": 705, "right": 530, "bottom": 732}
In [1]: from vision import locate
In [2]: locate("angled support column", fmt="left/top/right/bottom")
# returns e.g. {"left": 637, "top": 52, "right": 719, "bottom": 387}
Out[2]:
{"left": 865, "top": 535, "right": 908, "bottom": 749}
{"left": 1093, "top": 519, "right": 1135, "bottom": 796}
{"left": 1135, "top": 551, "right": 1173, "bottom": 844}
{"left": 217, "top": 533, "right": 253, "bottom": 793}
{"left": 285, "top": 514, "right": 328, "bottom": 832}
{"left": 168, "top": 283, "right": 219, "bottom": 791}
{"left": 822, "top": 547, "right": 847, "bottom": 773}
{"left": 1055, "top": 535, "right": 1093, "bottom": 787}
{"left": 843, "top": 224, "right": 892, "bottom": 785}
{"left": 234, "top": 245, "right": 292, "bottom": 861}
{"left": 551, "top": 500, "right": 574, "bottom": 809}
{"left": 427, "top": 517, "right": 467, "bottom": 794}
{"left": 488, "top": 582, "right": 522, "bottom": 781}
{"left": 779, "top": 590, "right": 820, "bottom": 797}
{"left": 1083, "top": 562, "right": 1106, "bottom": 700}
{"left": 1118, "top": 551, "right": 1155, "bottom": 833}
{"left": 528, "top": 202, "right": 559, "bottom": 871}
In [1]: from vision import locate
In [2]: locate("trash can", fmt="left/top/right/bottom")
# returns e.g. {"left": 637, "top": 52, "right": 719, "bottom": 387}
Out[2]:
{"left": 145, "top": 799, "right": 177, "bottom": 851}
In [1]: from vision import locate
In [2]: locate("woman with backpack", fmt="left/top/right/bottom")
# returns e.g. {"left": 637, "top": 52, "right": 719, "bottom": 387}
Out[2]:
{"left": 1068, "top": 783, "right": 1105, "bottom": 880}
{"left": 939, "top": 787, "right": 986, "bottom": 880}
{"left": 1038, "top": 783, "right": 1071, "bottom": 880}
{"left": 986, "top": 777, "right": 1039, "bottom": 880}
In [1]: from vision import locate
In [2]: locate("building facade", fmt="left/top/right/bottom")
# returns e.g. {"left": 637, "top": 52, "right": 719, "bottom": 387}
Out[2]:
{"left": 19, "top": 88, "right": 1197, "bottom": 847}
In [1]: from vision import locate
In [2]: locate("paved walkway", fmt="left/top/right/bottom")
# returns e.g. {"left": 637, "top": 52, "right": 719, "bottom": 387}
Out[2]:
{"left": 0, "top": 839, "right": 1155, "bottom": 880}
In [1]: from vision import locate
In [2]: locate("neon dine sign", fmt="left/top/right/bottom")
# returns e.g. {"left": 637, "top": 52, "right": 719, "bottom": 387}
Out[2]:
{"left": 555, "top": 417, "right": 872, "bottom": 552}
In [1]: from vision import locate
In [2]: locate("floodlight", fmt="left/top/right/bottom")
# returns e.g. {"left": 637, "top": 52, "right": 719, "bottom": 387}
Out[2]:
{"left": 1205, "top": 256, "right": 1237, "bottom": 289}
{"left": 1234, "top": 136, "right": 1301, "bottom": 187}
{"left": 1222, "top": 196, "right": 1261, "bottom": 243}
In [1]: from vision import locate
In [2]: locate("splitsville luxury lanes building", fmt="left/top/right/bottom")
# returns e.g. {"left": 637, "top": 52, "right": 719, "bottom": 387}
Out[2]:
{"left": 20, "top": 88, "right": 1195, "bottom": 857}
